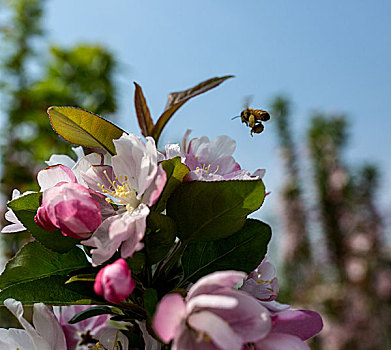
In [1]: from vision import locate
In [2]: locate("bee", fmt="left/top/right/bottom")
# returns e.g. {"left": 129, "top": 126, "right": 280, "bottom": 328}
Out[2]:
{"left": 232, "top": 97, "right": 270, "bottom": 136}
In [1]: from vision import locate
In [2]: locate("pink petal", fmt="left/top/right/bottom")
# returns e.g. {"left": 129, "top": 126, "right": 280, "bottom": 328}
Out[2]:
{"left": 94, "top": 259, "right": 135, "bottom": 303}
{"left": 142, "top": 164, "right": 167, "bottom": 206}
{"left": 187, "top": 270, "right": 246, "bottom": 299}
{"left": 188, "top": 310, "right": 243, "bottom": 350}
{"left": 271, "top": 310, "right": 323, "bottom": 340}
{"left": 153, "top": 294, "right": 187, "bottom": 343}
{"left": 255, "top": 333, "right": 310, "bottom": 350}
{"left": 208, "top": 290, "right": 271, "bottom": 343}
{"left": 82, "top": 215, "right": 125, "bottom": 266}
{"left": 37, "top": 165, "right": 77, "bottom": 191}
{"left": 82, "top": 165, "right": 115, "bottom": 192}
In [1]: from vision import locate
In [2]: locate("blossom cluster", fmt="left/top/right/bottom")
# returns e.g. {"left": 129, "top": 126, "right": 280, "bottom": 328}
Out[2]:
{"left": 0, "top": 78, "right": 323, "bottom": 349}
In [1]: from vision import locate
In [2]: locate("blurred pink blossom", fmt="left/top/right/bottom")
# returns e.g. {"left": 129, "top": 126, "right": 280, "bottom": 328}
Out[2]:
{"left": 153, "top": 270, "right": 271, "bottom": 350}
{"left": 241, "top": 257, "right": 279, "bottom": 301}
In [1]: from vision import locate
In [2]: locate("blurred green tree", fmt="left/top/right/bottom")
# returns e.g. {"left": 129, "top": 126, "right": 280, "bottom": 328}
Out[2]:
{"left": 0, "top": 0, "right": 119, "bottom": 326}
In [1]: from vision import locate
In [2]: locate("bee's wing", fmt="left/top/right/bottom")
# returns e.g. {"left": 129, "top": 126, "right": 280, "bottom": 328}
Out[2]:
{"left": 242, "top": 95, "right": 254, "bottom": 109}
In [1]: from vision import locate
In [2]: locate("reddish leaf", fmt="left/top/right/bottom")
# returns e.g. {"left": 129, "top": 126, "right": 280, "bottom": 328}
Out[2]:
{"left": 134, "top": 82, "right": 154, "bottom": 137}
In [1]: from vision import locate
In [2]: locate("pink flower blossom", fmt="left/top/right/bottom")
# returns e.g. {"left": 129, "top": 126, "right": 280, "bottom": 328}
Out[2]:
{"left": 153, "top": 271, "right": 271, "bottom": 350}
{"left": 82, "top": 133, "right": 166, "bottom": 265}
{"left": 94, "top": 258, "right": 135, "bottom": 304}
{"left": 54, "top": 305, "right": 110, "bottom": 350}
{"left": 241, "top": 257, "right": 279, "bottom": 301}
{"left": 34, "top": 165, "right": 102, "bottom": 239}
{"left": 182, "top": 134, "right": 265, "bottom": 182}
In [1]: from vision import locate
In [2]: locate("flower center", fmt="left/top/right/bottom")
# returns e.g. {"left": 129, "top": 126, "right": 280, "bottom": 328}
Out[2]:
{"left": 196, "top": 163, "right": 220, "bottom": 174}
{"left": 98, "top": 171, "right": 140, "bottom": 212}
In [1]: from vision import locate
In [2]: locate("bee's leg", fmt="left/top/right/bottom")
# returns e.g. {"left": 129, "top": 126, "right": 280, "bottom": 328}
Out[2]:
{"left": 249, "top": 115, "right": 256, "bottom": 128}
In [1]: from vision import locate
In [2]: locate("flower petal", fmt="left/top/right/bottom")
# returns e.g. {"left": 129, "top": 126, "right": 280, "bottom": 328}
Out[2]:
{"left": 142, "top": 164, "right": 167, "bottom": 206}
{"left": 1, "top": 209, "right": 26, "bottom": 233}
{"left": 37, "top": 165, "right": 77, "bottom": 191}
{"left": 187, "top": 270, "right": 246, "bottom": 299}
{"left": 271, "top": 310, "right": 323, "bottom": 340}
{"left": 4, "top": 299, "right": 53, "bottom": 350}
{"left": 188, "top": 310, "right": 243, "bottom": 350}
{"left": 82, "top": 215, "right": 125, "bottom": 266}
{"left": 0, "top": 328, "right": 33, "bottom": 349}
{"left": 153, "top": 293, "right": 187, "bottom": 343}
{"left": 255, "top": 333, "right": 310, "bottom": 350}
{"left": 45, "top": 154, "right": 76, "bottom": 169}
{"left": 32, "top": 303, "right": 67, "bottom": 350}
{"left": 206, "top": 290, "right": 271, "bottom": 343}
{"left": 187, "top": 294, "right": 238, "bottom": 314}
{"left": 72, "top": 152, "right": 104, "bottom": 185}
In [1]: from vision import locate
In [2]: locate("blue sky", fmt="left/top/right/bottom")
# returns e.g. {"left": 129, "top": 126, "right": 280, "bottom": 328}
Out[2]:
{"left": 3, "top": 1, "right": 390, "bottom": 251}
{"left": 42, "top": 0, "right": 391, "bottom": 244}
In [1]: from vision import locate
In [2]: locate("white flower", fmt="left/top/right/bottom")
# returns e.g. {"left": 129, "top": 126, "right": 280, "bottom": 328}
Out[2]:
{"left": 81, "top": 133, "right": 166, "bottom": 266}
{"left": 0, "top": 299, "right": 67, "bottom": 350}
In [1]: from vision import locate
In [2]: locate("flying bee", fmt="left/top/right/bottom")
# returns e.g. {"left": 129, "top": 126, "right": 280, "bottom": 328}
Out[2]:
{"left": 232, "top": 97, "right": 271, "bottom": 136}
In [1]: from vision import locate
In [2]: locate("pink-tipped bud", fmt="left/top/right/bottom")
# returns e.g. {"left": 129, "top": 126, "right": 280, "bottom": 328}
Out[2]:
{"left": 94, "top": 259, "right": 135, "bottom": 304}
{"left": 34, "top": 182, "right": 101, "bottom": 239}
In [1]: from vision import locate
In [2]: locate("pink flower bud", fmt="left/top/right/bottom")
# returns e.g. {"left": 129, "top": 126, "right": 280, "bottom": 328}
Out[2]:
{"left": 94, "top": 258, "right": 135, "bottom": 304}
{"left": 34, "top": 182, "right": 101, "bottom": 239}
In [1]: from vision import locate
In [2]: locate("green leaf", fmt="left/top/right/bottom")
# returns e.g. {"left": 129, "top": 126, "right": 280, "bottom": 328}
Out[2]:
{"left": 143, "top": 288, "right": 158, "bottom": 318}
{"left": 151, "top": 75, "right": 234, "bottom": 142}
{"left": 47, "top": 106, "right": 126, "bottom": 155}
{"left": 153, "top": 157, "right": 189, "bottom": 213}
{"left": 182, "top": 219, "right": 272, "bottom": 284}
{"left": 134, "top": 82, "right": 154, "bottom": 137}
{"left": 8, "top": 192, "right": 79, "bottom": 253}
{"left": 127, "top": 252, "right": 146, "bottom": 274}
{"left": 7, "top": 192, "right": 41, "bottom": 212}
{"left": 145, "top": 212, "right": 176, "bottom": 264}
{"left": 69, "top": 306, "right": 114, "bottom": 324}
{"left": 166, "top": 179, "right": 265, "bottom": 242}
{"left": 0, "top": 275, "right": 98, "bottom": 305}
{"left": 0, "top": 241, "right": 90, "bottom": 289}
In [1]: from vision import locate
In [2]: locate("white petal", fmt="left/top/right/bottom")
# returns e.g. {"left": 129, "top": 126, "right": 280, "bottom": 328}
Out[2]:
{"left": 72, "top": 152, "right": 104, "bottom": 185}
{"left": 32, "top": 303, "right": 67, "bottom": 350}
{"left": 1, "top": 209, "right": 26, "bottom": 233}
{"left": 45, "top": 154, "right": 76, "bottom": 169}
{"left": 188, "top": 310, "right": 243, "bottom": 350}
{"left": 187, "top": 294, "right": 238, "bottom": 314}
{"left": 0, "top": 328, "right": 33, "bottom": 349}
{"left": 72, "top": 146, "right": 85, "bottom": 160}
{"left": 99, "top": 328, "right": 129, "bottom": 350}
{"left": 37, "top": 165, "right": 77, "bottom": 191}
{"left": 4, "top": 299, "right": 52, "bottom": 350}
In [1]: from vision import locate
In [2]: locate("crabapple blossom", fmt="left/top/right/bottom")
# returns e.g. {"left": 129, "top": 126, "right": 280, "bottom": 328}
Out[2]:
{"left": 82, "top": 133, "right": 166, "bottom": 265}
{"left": 0, "top": 298, "right": 67, "bottom": 350}
{"left": 241, "top": 257, "right": 279, "bottom": 301}
{"left": 54, "top": 305, "right": 110, "bottom": 350}
{"left": 182, "top": 134, "right": 265, "bottom": 182}
{"left": 34, "top": 165, "right": 102, "bottom": 239}
{"left": 153, "top": 271, "right": 271, "bottom": 350}
{"left": 94, "top": 258, "right": 135, "bottom": 304}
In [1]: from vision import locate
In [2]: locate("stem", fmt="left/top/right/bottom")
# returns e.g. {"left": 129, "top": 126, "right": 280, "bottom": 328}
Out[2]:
{"left": 153, "top": 240, "right": 188, "bottom": 283}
